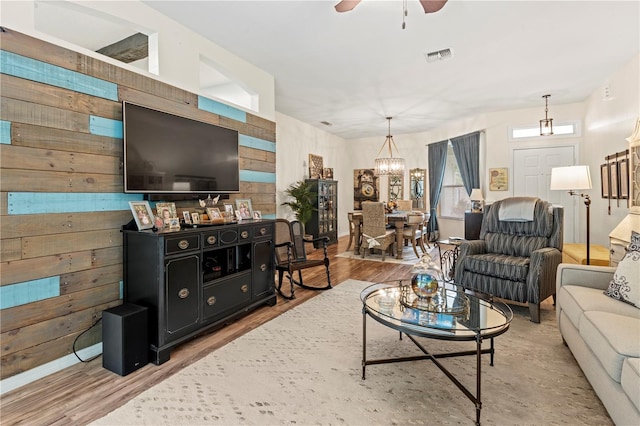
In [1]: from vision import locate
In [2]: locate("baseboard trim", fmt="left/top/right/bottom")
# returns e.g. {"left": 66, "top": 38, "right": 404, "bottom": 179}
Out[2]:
{"left": 0, "top": 343, "right": 102, "bottom": 395}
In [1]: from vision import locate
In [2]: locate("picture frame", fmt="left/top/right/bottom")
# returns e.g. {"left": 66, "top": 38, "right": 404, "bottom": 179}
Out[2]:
{"left": 323, "top": 167, "right": 334, "bottom": 179}
{"left": 235, "top": 199, "right": 253, "bottom": 219}
{"left": 223, "top": 203, "right": 235, "bottom": 218}
{"left": 619, "top": 158, "right": 629, "bottom": 199}
{"left": 609, "top": 161, "right": 619, "bottom": 199}
{"left": 235, "top": 210, "right": 243, "bottom": 221}
{"left": 309, "top": 154, "right": 324, "bottom": 179}
{"left": 191, "top": 212, "right": 201, "bottom": 224}
{"left": 206, "top": 207, "right": 222, "bottom": 220}
{"left": 155, "top": 202, "right": 177, "bottom": 222}
{"left": 182, "top": 211, "right": 192, "bottom": 224}
{"left": 489, "top": 168, "right": 508, "bottom": 191}
{"left": 253, "top": 210, "right": 262, "bottom": 220}
{"left": 168, "top": 217, "right": 181, "bottom": 231}
{"left": 129, "top": 201, "right": 155, "bottom": 231}
{"left": 600, "top": 163, "right": 610, "bottom": 198}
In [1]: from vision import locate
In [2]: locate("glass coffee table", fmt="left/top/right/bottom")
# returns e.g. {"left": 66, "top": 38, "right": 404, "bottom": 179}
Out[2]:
{"left": 360, "top": 279, "right": 513, "bottom": 425}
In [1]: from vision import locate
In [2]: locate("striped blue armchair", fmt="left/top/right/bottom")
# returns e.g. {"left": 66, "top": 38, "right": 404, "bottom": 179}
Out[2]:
{"left": 454, "top": 197, "right": 563, "bottom": 323}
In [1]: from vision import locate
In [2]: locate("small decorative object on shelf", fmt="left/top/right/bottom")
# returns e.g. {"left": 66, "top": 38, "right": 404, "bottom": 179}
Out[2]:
{"left": 410, "top": 254, "right": 443, "bottom": 299}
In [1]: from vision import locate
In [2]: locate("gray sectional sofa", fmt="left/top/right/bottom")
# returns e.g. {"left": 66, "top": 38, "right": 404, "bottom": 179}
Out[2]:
{"left": 556, "top": 264, "right": 640, "bottom": 425}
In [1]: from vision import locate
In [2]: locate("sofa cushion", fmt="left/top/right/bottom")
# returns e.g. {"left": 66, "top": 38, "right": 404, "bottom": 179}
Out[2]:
{"left": 621, "top": 357, "right": 640, "bottom": 412}
{"left": 580, "top": 311, "right": 640, "bottom": 382}
{"left": 558, "top": 285, "right": 640, "bottom": 330}
{"left": 604, "top": 231, "right": 640, "bottom": 308}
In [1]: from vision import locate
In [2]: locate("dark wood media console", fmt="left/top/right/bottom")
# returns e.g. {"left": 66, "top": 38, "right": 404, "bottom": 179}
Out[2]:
{"left": 122, "top": 220, "right": 276, "bottom": 364}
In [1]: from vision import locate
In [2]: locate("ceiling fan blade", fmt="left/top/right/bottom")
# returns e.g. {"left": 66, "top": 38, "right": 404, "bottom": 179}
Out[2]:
{"left": 335, "top": 0, "right": 362, "bottom": 13}
{"left": 419, "top": 0, "right": 448, "bottom": 14}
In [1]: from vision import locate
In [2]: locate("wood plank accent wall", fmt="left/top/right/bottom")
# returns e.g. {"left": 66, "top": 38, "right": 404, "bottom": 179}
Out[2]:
{"left": 0, "top": 28, "right": 277, "bottom": 380}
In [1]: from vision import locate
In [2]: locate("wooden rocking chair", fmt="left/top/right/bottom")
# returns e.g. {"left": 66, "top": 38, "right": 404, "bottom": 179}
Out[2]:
{"left": 274, "top": 219, "right": 332, "bottom": 299}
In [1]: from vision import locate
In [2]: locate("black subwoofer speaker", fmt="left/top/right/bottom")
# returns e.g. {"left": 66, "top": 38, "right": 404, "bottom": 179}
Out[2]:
{"left": 102, "top": 303, "right": 149, "bottom": 376}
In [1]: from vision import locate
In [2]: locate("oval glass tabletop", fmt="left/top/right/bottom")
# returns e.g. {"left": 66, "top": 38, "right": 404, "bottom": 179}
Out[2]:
{"left": 361, "top": 279, "right": 513, "bottom": 340}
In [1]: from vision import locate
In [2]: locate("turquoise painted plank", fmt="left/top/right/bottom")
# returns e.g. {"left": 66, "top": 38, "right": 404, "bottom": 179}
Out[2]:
{"left": 261, "top": 214, "right": 276, "bottom": 220}
{"left": 8, "top": 193, "right": 143, "bottom": 215}
{"left": 239, "top": 134, "right": 276, "bottom": 153}
{"left": 198, "top": 95, "right": 246, "bottom": 123}
{"left": 0, "top": 50, "right": 118, "bottom": 101}
{"left": 0, "top": 277, "right": 60, "bottom": 310}
{"left": 90, "top": 116, "right": 123, "bottom": 138}
{"left": 119, "top": 281, "right": 124, "bottom": 300}
{"left": 239, "top": 170, "right": 276, "bottom": 184}
{"left": 0, "top": 120, "right": 11, "bottom": 144}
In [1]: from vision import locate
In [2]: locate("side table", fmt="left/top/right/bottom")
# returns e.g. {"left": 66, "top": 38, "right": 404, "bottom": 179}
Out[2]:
{"left": 437, "top": 238, "right": 464, "bottom": 281}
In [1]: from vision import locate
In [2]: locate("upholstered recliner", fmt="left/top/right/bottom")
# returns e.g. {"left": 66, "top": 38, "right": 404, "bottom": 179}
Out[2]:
{"left": 454, "top": 197, "right": 563, "bottom": 323}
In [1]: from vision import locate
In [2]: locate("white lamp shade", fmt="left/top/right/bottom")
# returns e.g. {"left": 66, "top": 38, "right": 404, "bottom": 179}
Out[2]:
{"left": 470, "top": 188, "right": 484, "bottom": 201}
{"left": 550, "top": 165, "right": 592, "bottom": 190}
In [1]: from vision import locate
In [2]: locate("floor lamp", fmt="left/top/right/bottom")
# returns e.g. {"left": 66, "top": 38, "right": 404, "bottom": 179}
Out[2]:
{"left": 550, "top": 165, "right": 593, "bottom": 264}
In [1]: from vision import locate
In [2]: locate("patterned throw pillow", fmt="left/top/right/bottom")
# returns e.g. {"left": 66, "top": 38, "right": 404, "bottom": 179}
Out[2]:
{"left": 604, "top": 231, "right": 640, "bottom": 308}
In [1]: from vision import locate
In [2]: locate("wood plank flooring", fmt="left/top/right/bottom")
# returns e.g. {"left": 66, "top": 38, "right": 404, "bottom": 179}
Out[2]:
{"left": 0, "top": 235, "right": 420, "bottom": 426}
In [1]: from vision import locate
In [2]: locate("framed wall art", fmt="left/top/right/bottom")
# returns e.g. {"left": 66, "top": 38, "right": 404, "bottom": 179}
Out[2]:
{"left": 609, "top": 161, "right": 619, "bottom": 199}
{"left": 619, "top": 158, "right": 629, "bottom": 199}
{"left": 600, "top": 163, "right": 610, "bottom": 198}
{"left": 308, "top": 154, "right": 324, "bottom": 179}
{"left": 129, "top": 201, "right": 155, "bottom": 230}
{"left": 489, "top": 168, "right": 508, "bottom": 191}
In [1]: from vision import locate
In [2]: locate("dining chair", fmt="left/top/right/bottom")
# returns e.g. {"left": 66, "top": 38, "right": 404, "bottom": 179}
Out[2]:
{"left": 361, "top": 202, "right": 396, "bottom": 261}
{"left": 346, "top": 212, "right": 361, "bottom": 252}
{"left": 395, "top": 199, "right": 413, "bottom": 211}
{"left": 402, "top": 212, "right": 427, "bottom": 258}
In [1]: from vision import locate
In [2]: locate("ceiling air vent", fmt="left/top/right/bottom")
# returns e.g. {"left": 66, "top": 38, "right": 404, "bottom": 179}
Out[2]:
{"left": 425, "top": 48, "right": 453, "bottom": 63}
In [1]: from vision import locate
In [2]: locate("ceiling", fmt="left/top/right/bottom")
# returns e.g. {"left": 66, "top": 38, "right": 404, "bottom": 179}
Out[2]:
{"left": 39, "top": 1, "right": 640, "bottom": 140}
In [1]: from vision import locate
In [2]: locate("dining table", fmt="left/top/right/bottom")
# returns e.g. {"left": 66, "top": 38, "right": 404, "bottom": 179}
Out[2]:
{"left": 350, "top": 210, "right": 428, "bottom": 260}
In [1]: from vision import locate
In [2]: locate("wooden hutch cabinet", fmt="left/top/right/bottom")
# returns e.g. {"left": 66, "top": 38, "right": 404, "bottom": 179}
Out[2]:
{"left": 305, "top": 179, "right": 338, "bottom": 248}
{"left": 123, "top": 220, "right": 276, "bottom": 364}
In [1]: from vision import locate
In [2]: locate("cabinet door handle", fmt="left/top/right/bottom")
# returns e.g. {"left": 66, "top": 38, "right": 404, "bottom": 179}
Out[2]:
{"left": 240, "top": 230, "right": 249, "bottom": 239}
{"left": 178, "top": 240, "right": 189, "bottom": 250}
{"left": 207, "top": 235, "right": 217, "bottom": 245}
{"left": 241, "top": 284, "right": 249, "bottom": 293}
{"left": 260, "top": 264, "right": 267, "bottom": 272}
{"left": 207, "top": 296, "right": 216, "bottom": 306}
{"left": 178, "top": 288, "right": 190, "bottom": 299}
{"left": 259, "top": 227, "right": 267, "bottom": 235}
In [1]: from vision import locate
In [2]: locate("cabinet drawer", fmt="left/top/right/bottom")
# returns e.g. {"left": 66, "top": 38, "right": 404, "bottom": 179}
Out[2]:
{"left": 253, "top": 223, "right": 273, "bottom": 239}
{"left": 165, "top": 235, "right": 200, "bottom": 255}
{"left": 609, "top": 241, "right": 627, "bottom": 267}
{"left": 203, "top": 230, "right": 219, "bottom": 247}
{"left": 202, "top": 272, "right": 252, "bottom": 320}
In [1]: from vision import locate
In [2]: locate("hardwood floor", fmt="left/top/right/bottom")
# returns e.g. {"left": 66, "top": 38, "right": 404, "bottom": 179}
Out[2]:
{"left": 0, "top": 235, "right": 417, "bottom": 426}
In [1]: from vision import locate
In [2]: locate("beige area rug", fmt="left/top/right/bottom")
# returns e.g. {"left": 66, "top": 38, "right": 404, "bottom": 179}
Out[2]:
{"left": 92, "top": 279, "right": 611, "bottom": 426}
{"left": 336, "top": 244, "right": 439, "bottom": 266}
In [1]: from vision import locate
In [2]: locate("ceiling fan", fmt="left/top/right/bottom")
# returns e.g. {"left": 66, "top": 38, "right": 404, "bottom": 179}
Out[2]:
{"left": 335, "top": 0, "right": 448, "bottom": 14}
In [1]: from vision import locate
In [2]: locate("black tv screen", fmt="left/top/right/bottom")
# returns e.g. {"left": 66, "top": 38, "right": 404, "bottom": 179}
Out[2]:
{"left": 123, "top": 102, "right": 240, "bottom": 194}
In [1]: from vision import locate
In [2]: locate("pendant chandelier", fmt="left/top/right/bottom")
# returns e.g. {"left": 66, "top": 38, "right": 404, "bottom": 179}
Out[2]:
{"left": 540, "top": 94, "right": 554, "bottom": 136}
{"left": 374, "top": 117, "right": 405, "bottom": 176}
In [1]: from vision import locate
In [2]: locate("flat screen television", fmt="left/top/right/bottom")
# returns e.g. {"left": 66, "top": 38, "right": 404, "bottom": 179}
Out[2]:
{"left": 123, "top": 101, "right": 240, "bottom": 194}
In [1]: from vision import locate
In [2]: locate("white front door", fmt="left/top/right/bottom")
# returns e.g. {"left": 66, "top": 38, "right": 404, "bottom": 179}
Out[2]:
{"left": 513, "top": 146, "right": 577, "bottom": 242}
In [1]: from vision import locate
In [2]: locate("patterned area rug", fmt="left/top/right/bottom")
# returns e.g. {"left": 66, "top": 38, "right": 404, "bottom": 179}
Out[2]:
{"left": 92, "top": 279, "right": 611, "bottom": 425}
{"left": 336, "top": 244, "right": 439, "bottom": 265}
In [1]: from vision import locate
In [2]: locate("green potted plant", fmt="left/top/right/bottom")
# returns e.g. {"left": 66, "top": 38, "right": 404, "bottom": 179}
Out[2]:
{"left": 281, "top": 180, "right": 317, "bottom": 227}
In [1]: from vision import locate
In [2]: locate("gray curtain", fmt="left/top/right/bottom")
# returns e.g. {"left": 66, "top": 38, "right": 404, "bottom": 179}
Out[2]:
{"left": 451, "top": 131, "right": 480, "bottom": 195}
{"left": 427, "top": 140, "right": 449, "bottom": 242}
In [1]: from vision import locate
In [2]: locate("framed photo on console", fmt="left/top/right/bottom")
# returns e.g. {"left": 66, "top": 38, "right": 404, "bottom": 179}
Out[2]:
{"left": 129, "top": 201, "right": 155, "bottom": 231}
{"left": 235, "top": 199, "right": 253, "bottom": 219}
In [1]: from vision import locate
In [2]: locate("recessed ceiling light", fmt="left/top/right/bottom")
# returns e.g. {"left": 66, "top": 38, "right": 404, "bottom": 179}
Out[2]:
{"left": 425, "top": 48, "right": 453, "bottom": 63}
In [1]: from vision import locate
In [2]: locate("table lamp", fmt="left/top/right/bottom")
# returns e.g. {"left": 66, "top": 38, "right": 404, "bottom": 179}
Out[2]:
{"left": 550, "top": 165, "right": 592, "bottom": 264}
{"left": 470, "top": 188, "right": 484, "bottom": 212}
